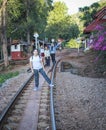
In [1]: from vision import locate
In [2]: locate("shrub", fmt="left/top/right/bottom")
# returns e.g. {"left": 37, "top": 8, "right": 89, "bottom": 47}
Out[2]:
{"left": 66, "top": 39, "right": 81, "bottom": 48}
{"left": 88, "top": 23, "right": 106, "bottom": 61}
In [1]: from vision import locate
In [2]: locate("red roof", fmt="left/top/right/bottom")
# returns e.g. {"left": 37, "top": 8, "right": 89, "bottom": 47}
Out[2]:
{"left": 84, "top": 6, "right": 106, "bottom": 33}
{"left": 95, "top": 6, "right": 106, "bottom": 18}
{"left": 84, "top": 19, "right": 106, "bottom": 33}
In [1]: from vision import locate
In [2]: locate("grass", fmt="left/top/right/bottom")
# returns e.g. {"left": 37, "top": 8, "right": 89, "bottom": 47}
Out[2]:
{"left": 0, "top": 71, "right": 19, "bottom": 84}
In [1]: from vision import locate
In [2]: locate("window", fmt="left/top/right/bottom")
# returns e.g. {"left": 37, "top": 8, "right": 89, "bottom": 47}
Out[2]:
{"left": 14, "top": 45, "right": 17, "bottom": 49}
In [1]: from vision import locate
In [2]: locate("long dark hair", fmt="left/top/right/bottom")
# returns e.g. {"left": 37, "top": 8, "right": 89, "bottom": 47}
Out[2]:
{"left": 32, "top": 49, "right": 40, "bottom": 57}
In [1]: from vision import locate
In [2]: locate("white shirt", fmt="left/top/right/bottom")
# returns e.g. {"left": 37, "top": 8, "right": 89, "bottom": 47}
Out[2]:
{"left": 44, "top": 50, "right": 50, "bottom": 57}
{"left": 40, "top": 48, "right": 44, "bottom": 53}
{"left": 30, "top": 55, "right": 42, "bottom": 70}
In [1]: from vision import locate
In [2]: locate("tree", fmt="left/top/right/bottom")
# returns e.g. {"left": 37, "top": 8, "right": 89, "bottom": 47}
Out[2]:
{"left": 99, "top": 0, "right": 106, "bottom": 7}
{"left": 7, "top": 0, "right": 24, "bottom": 39}
{"left": 0, "top": 0, "right": 52, "bottom": 66}
{"left": 6, "top": 0, "right": 52, "bottom": 41}
{"left": 45, "top": 1, "right": 80, "bottom": 41}
{"left": 0, "top": 0, "right": 9, "bottom": 67}
{"left": 45, "top": 2, "right": 70, "bottom": 39}
{"left": 79, "top": 2, "right": 100, "bottom": 27}
{"left": 78, "top": 1, "right": 106, "bottom": 29}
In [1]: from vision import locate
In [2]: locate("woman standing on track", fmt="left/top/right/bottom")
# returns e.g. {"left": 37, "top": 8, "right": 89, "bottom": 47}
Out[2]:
{"left": 29, "top": 49, "right": 54, "bottom": 91}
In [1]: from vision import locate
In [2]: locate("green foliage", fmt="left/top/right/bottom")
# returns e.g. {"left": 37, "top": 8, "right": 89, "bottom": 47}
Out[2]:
{"left": 7, "top": 0, "right": 26, "bottom": 38}
{"left": 6, "top": 0, "right": 53, "bottom": 40}
{"left": 66, "top": 39, "right": 81, "bottom": 48}
{"left": 71, "top": 13, "right": 84, "bottom": 35}
{"left": 0, "top": 0, "right": 3, "bottom": 6}
{"left": 7, "top": 0, "right": 23, "bottom": 20}
{"left": 79, "top": 3, "right": 100, "bottom": 27}
{"left": 0, "top": 71, "right": 19, "bottom": 84}
{"left": 66, "top": 23, "right": 80, "bottom": 39}
{"left": 99, "top": 0, "right": 106, "bottom": 7}
{"left": 45, "top": 1, "right": 80, "bottom": 40}
{"left": 78, "top": 1, "right": 106, "bottom": 29}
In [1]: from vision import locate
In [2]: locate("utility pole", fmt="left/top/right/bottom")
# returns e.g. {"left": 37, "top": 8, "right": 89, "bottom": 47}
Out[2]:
{"left": 33, "top": 32, "right": 39, "bottom": 49}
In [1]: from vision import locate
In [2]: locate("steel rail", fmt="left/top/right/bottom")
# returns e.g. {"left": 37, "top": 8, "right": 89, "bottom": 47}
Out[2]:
{"left": 0, "top": 73, "right": 33, "bottom": 129}
{"left": 50, "top": 61, "right": 59, "bottom": 130}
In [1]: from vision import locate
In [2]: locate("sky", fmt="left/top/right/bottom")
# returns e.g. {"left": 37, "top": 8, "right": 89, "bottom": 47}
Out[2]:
{"left": 53, "top": 0, "right": 100, "bottom": 14}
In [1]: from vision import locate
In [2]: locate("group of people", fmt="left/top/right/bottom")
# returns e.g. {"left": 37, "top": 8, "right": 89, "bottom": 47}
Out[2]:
{"left": 39, "top": 43, "right": 57, "bottom": 67}
{"left": 29, "top": 42, "right": 62, "bottom": 91}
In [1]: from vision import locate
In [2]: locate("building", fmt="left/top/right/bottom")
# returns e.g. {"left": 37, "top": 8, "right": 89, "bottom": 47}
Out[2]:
{"left": 11, "top": 40, "right": 28, "bottom": 60}
{"left": 84, "top": 6, "right": 106, "bottom": 33}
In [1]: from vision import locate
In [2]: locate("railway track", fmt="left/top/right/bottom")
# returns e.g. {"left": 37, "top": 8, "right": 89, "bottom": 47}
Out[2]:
{"left": 0, "top": 74, "right": 34, "bottom": 129}
{"left": 0, "top": 60, "right": 59, "bottom": 130}
{"left": 1, "top": 49, "right": 105, "bottom": 130}
{"left": 0, "top": 50, "right": 77, "bottom": 130}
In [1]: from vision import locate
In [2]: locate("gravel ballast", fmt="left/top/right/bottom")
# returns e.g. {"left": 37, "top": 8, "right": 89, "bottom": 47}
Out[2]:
{"left": 55, "top": 72, "right": 106, "bottom": 130}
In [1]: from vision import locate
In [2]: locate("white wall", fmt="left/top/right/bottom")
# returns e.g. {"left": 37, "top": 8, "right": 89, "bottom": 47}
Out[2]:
{"left": 11, "top": 44, "right": 21, "bottom": 52}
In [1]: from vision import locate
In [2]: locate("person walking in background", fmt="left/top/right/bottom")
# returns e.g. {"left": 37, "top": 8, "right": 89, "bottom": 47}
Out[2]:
{"left": 29, "top": 49, "right": 54, "bottom": 91}
{"left": 56, "top": 38, "right": 63, "bottom": 51}
{"left": 50, "top": 43, "right": 56, "bottom": 65}
{"left": 40, "top": 45, "right": 45, "bottom": 65}
{"left": 44, "top": 46, "right": 50, "bottom": 67}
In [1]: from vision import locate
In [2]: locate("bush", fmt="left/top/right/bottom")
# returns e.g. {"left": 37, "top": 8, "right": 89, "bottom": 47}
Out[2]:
{"left": 87, "top": 23, "right": 106, "bottom": 61}
{"left": 65, "top": 39, "right": 81, "bottom": 48}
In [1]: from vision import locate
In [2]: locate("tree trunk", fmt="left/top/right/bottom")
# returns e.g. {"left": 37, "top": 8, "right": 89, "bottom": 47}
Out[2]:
{"left": 27, "top": 30, "right": 31, "bottom": 53}
{"left": 26, "top": 0, "right": 31, "bottom": 53}
{"left": 0, "top": 0, "right": 9, "bottom": 67}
